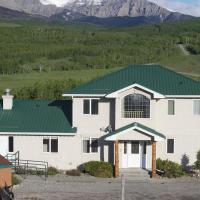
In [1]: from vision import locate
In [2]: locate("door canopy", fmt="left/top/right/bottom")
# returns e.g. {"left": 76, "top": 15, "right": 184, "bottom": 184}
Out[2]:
{"left": 105, "top": 122, "right": 165, "bottom": 142}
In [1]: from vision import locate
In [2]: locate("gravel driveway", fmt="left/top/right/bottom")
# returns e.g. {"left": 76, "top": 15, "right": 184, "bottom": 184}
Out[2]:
{"left": 14, "top": 175, "right": 200, "bottom": 200}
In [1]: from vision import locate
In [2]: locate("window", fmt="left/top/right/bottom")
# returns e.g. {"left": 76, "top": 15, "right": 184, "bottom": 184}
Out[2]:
{"left": 143, "top": 141, "right": 147, "bottom": 155}
{"left": 43, "top": 138, "right": 58, "bottom": 153}
{"left": 124, "top": 142, "right": 127, "bottom": 154}
{"left": 168, "top": 100, "right": 175, "bottom": 115}
{"left": 8, "top": 136, "right": 14, "bottom": 152}
{"left": 43, "top": 138, "right": 49, "bottom": 152}
{"left": 193, "top": 100, "right": 200, "bottom": 115}
{"left": 83, "top": 138, "right": 98, "bottom": 153}
{"left": 83, "top": 139, "right": 90, "bottom": 153}
{"left": 51, "top": 138, "right": 58, "bottom": 153}
{"left": 83, "top": 99, "right": 99, "bottom": 115}
{"left": 123, "top": 94, "right": 150, "bottom": 118}
{"left": 83, "top": 99, "right": 90, "bottom": 114}
{"left": 91, "top": 100, "right": 98, "bottom": 115}
{"left": 91, "top": 138, "right": 98, "bottom": 153}
{"left": 167, "top": 139, "right": 174, "bottom": 154}
{"left": 131, "top": 141, "right": 139, "bottom": 154}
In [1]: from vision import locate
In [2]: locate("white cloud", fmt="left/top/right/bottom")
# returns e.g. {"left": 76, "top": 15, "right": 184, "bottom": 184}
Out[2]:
{"left": 148, "top": 0, "right": 200, "bottom": 16}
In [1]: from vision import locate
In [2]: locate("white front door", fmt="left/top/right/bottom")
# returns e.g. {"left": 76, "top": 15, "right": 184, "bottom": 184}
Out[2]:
{"left": 122, "top": 141, "right": 141, "bottom": 168}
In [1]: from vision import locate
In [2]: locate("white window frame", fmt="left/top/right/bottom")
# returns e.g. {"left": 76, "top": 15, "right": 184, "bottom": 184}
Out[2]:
{"left": 166, "top": 138, "right": 175, "bottom": 154}
{"left": 193, "top": 100, "right": 200, "bottom": 116}
{"left": 168, "top": 100, "right": 175, "bottom": 115}
{"left": 82, "top": 137, "right": 99, "bottom": 154}
{"left": 83, "top": 98, "right": 99, "bottom": 115}
{"left": 43, "top": 137, "right": 58, "bottom": 153}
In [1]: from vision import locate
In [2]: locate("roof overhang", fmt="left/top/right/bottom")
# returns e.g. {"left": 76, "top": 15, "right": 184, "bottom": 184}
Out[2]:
{"left": 105, "top": 122, "right": 165, "bottom": 142}
{"left": 62, "top": 94, "right": 106, "bottom": 97}
{"left": 105, "top": 83, "right": 165, "bottom": 99}
{"left": 165, "top": 95, "right": 200, "bottom": 98}
{"left": 0, "top": 132, "right": 77, "bottom": 136}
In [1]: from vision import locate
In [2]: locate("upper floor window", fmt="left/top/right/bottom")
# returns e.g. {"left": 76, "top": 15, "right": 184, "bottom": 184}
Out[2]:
{"left": 168, "top": 100, "right": 175, "bottom": 115}
{"left": 123, "top": 94, "right": 150, "bottom": 118}
{"left": 193, "top": 100, "right": 200, "bottom": 115}
{"left": 83, "top": 99, "right": 99, "bottom": 115}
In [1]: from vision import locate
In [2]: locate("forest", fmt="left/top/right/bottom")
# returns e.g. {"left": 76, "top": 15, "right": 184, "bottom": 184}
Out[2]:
{"left": 0, "top": 18, "right": 200, "bottom": 99}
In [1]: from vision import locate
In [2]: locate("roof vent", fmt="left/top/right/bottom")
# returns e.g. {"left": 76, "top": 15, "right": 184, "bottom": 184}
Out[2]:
{"left": 2, "top": 89, "right": 14, "bottom": 110}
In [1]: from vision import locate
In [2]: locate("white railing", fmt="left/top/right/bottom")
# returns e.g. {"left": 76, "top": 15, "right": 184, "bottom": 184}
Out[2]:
{"left": 123, "top": 111, "right": 144, "bottom": 118}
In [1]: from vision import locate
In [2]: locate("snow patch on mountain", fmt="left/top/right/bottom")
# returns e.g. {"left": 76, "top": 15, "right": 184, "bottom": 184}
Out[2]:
{"left": 40, "top": 0, "right": 103, "bottom": 7}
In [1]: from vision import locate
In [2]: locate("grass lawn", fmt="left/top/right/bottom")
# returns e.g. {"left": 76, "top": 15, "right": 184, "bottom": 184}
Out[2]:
{"left": 0, "top": 68, "right": 119, "bottom": 91}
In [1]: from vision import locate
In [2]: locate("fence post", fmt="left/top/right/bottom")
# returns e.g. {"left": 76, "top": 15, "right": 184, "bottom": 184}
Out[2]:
{"left": 121, "top": 174, "right": 125, "bottom": 200}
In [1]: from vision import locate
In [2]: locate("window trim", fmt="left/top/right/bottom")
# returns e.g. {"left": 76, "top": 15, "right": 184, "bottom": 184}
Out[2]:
{"left": 193, "top": 100, "right": 200, "bottom": 116}
{"left": 166, "top": 138, "right": 175, "bottom": 154}
{"left": 122, "top": 93, "right": 150, "bottom": 119}
{"left": 82, "top": 137, "right": 99, "bottom": 154}
{"left": 43, "top": 137, "right": 58, "bottom": 153}
{"left": 83, "top": 98, "right": 99, "bottom": 115}
{"left": 168, "top": 100, "right": 175, "bottom": 115}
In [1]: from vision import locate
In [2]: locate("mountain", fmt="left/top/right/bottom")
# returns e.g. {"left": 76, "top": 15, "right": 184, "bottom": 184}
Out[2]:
{"left": 0, "top": 0, "right": 194, "bottom": 26}
{"left": 0, "top": 6, "right": 48, "bottom": 20}
{"left": 0, "top": 0, "right": 61, "bottom": 17}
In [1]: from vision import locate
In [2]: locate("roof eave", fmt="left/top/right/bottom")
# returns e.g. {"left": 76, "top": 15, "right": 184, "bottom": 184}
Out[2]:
{"left": 62, "top": 94, "right": 106, "bottom": 97}
{"left": 105, "top": 83, "right": 165, "bottom": 99}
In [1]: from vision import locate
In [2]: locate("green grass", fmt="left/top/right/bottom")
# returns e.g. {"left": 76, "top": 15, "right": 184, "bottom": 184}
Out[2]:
{"left": 0, "top": 68, "right": 118, "bottom": 91}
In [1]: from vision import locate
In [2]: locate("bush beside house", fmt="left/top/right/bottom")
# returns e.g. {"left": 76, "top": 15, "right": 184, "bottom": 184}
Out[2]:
{"left": 83, "top": 161, "right": 114, "bottom": 178}
{"left": 156, "top": 158, "right": 184, "bottom": 178}
{"left": 194, "top": 150, "right": 200, "bottom": 169}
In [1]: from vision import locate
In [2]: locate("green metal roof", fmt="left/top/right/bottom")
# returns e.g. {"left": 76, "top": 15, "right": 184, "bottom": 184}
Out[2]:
{"left": 0, "top": 100, "right": 76, "bottom": 134}
{"left": 64, "top": 64, "right": 200, "bottom": 96}
{"left": 109, "top": 122, "right": 165, "bottom": 139}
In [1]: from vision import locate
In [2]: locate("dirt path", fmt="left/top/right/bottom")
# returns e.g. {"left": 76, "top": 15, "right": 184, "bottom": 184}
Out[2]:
{"left": 178, "top": 44, "right": 190, "bottom": 56}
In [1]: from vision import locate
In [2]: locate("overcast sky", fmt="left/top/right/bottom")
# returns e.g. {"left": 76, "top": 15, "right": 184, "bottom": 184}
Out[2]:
{"left": 148, "top": 0, "right": 200, "bottom": 16}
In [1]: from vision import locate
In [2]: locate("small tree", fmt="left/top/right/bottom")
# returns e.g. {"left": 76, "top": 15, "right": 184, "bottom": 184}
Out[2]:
{"left": 194, "top": 150, "right": 200, "bottom": 169}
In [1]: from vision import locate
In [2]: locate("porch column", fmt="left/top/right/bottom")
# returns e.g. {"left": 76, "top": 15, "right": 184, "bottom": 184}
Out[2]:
{"left": 151, "top": 141, "right": 156, "bottom": 178}
{"left": 114, "top": 140, "right": 119, "bottom": 178}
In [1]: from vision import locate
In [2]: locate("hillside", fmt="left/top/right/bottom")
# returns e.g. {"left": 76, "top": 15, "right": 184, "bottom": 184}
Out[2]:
{"left": 0, "top": 18, "right": 200, "bottom": 98}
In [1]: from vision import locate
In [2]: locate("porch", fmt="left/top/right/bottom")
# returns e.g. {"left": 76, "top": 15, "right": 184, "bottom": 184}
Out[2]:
{"left": 105, "top": 122, "right": 165, "bottom": 178}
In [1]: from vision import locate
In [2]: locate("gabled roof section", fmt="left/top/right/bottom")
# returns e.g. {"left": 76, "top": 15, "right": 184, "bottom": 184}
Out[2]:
{"left": 63, "top": 64, "right": 200, "bottom": 97}
{"left": 105, "top": 122, "right": 165, "bottom": 142}
{"left": 0, "top": 100, "right": 77, "bottom": 134}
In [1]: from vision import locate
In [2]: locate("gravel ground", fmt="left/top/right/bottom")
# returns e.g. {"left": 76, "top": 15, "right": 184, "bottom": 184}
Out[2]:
{"left": 13, "top": 175, "right": 200, "bottom": 200}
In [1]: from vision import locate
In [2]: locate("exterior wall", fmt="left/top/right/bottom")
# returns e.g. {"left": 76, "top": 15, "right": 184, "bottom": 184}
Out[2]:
{"left": 72, "top": 87, "right": 200, "bottom": 168}
{"left": 14, "top": 135, "right": 82, "bottom": 170}
{"left": 0, "top": 168, "right": 12, "bottom": 187}
{"left": 0, "top": 136, "right": 8, "bottom": 156}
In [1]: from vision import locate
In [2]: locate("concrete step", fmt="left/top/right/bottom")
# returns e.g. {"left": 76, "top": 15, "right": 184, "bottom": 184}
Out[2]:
{"left": 119, "top": 168, "right": 150, "bottom": 180}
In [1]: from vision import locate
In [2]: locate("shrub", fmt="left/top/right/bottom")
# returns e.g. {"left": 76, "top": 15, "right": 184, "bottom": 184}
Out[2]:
{"left": 156, "top": 158, "right": 184, "bottom": 178}
{"left": 48, "top": 167, "right": 59, "bottom": 176}
{"left": 83, "top": 161, "right": 113, "bottom": 178}
{"left": 66, "top": 169, "right": 81, "bottom": 176}
{"left": 194, "top": 150, "right": 200, "bottom": 169}
{"left": 12, "top": 175, "right": 21, "bottom": 185}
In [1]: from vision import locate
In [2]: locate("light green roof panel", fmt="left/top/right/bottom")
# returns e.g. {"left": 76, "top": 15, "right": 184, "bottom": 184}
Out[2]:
{"left": 64, "top": 64, "right": 200, "bottom": 96}
{"left": 0, "top": 100, "right": 76, "bottom": 133}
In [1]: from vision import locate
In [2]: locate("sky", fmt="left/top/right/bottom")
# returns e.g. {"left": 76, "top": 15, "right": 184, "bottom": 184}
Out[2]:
{"left": 148, "top": 0, "right": 200, "bottom": 16}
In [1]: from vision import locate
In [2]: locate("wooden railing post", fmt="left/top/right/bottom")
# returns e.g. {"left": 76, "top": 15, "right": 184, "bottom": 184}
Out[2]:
{"left": 114, "top": 140, "right": 119, "bottom": 178}
{"left": 152, "top": 141, "right": 156, "bottom": 178}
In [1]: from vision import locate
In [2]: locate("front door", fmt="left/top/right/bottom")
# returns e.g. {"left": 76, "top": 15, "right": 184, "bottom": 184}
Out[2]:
{"left": 122, "top": 141, "right": 141, "bottom": 168}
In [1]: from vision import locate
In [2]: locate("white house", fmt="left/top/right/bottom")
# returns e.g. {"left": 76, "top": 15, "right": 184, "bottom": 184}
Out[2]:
{"left": 0, "top": 64, "right": 200, "bottom": 177}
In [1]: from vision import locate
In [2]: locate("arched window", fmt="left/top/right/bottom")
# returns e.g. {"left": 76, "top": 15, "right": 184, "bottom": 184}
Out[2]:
{"left": 123, "top": 94, "right": 150, "bottom": 118}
